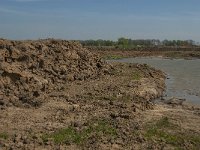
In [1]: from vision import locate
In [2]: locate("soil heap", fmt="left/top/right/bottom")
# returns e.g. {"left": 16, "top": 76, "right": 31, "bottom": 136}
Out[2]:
{"left": 0, "top": 39, "right": 111, "bottom": 108}
{"left": 1, "top": 39, "right": 199, "bottom": 150}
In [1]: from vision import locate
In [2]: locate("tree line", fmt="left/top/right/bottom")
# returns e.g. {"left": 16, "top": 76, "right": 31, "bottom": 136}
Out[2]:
{"left": 80, "top": 38, "right": 197, "bottom": 48}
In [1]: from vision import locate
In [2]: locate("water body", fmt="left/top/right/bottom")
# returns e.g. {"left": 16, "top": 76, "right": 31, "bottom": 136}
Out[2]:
{"left": 111, "top": 57, "right": 200, "bottom": 104}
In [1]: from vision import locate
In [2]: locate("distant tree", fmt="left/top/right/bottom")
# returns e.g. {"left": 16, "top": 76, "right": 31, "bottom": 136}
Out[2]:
{"left": 80, "top": 38, "right": 197, "bottom": 48}
{"left": 118, "top": 37, "right": 129, "bottom": 46}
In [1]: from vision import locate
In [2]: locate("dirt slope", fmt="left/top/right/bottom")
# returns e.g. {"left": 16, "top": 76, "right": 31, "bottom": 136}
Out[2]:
{"left": 0, "top": 39, "right": 110, "bottom": 108}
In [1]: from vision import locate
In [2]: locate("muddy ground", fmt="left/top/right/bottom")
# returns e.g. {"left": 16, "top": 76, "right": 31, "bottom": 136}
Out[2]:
{"left": 0, "top": 39, "right": 200, "bottom": 150}
{"left": 88, "top": 48, "right": 200, "bottom": 60}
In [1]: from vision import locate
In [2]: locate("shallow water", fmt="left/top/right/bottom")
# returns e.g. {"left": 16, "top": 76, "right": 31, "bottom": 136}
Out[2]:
{"left": 111, "top": 57, "right": 200, "bottom": 104}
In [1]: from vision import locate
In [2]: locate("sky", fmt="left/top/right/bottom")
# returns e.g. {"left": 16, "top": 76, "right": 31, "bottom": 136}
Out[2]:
{"left": 0, "top": 0, "right": 200, "bottom": 41}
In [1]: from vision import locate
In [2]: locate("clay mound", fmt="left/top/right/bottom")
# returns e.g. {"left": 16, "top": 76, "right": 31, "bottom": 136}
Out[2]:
{"left": 0, "top": 39, "right": 111, "bottom": 107}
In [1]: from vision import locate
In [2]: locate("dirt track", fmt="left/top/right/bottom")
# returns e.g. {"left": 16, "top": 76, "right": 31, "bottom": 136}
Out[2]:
{"left": 0, "top": 39, "right": 200, "bottom": 149}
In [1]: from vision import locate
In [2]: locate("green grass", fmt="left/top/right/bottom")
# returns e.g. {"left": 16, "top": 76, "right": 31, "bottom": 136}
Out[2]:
{"left": 42, "top": 127, "right": 83, "bottom": 144}
{"left": 165, "top": 52, "right": 182, "bottom": 58}
{"left": 145, "top": 128, "right": 181, "bottom": 145}
{"left": 132, "top": 71, "right": 142, "bottom": 80}
{"left": 155, "top": 116, "right": 171, "bottom": 128}
{"left": 42, "top": 119, "right": 117, "bottom": 145}
{"left": 94, "top": 120, "right": 117, "bottom": 137}
{"left": 0, "top": 132, "right": 8, "bottom": 140}
{"left": 144, "top": 117, "right": 200, "bottom": 149}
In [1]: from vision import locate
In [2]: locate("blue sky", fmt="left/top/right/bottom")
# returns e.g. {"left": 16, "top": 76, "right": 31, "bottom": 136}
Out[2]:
{"left": 0, "top": 0, "right": 200, "bottom": 41}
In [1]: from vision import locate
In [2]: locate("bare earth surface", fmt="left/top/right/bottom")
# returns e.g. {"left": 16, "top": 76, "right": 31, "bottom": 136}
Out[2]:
{"left": 0, "top": 39, "right": 199, "bottom": 150}
{"left": 88, "top": 48, "right": 200, "bottom": 60}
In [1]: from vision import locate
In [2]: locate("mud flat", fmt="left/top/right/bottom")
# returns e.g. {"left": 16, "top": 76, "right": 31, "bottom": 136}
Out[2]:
{"left": 88, "top": 47, "right": 200, "bottom": 60}
{"left": 0, "top": 39, "right": 200, "bottom": 149}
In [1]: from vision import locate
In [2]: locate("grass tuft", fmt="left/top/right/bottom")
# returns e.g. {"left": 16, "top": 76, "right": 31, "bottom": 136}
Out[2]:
{"left": 42, "top": 119, "right": 117, "bottom": 145}
{"left": 0, "top": 132, "right": 8, "bottom": 140}
{"left": 144, "top": 117, "right": 200, "bottom": 149}
{"left": 132, "top": 71, "right": 141, "bottom": 80}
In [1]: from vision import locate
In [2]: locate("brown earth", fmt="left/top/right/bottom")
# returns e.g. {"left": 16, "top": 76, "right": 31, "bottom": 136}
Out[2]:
{"left": 0, "top": 39, "right": 199, "bottom": 150}
{"left": 86, "top": 47, "right": 200, "bottom": 59}
{"left": 0, "top": 39, "right": 110, "bottom": 108}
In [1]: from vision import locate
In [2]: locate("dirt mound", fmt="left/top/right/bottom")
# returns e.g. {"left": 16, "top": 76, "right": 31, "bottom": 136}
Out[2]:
{"left": 0, "top": 62, "right": 167, "bottom": 150}
{"left": 0, "top": 39, "right": 111, "bottom": 107}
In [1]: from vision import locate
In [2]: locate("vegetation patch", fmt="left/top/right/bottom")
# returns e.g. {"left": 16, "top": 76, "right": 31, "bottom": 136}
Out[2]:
{"left": 92, "top": 120, "right": 117, "bottom": 137}
{"left": 0, "top": 132, "right": 8, "bottom": 140}
{"left": 132, "top": 71, "right": 142, "bottom": 80}
{"left": 165, "top": 51, "right": 182, "bottom": 58}
{"left": 144, "top": 117, "right": 200, "bottom": 149}
{"left": 42, "top": 119, "right": 117, "bottom": 145}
